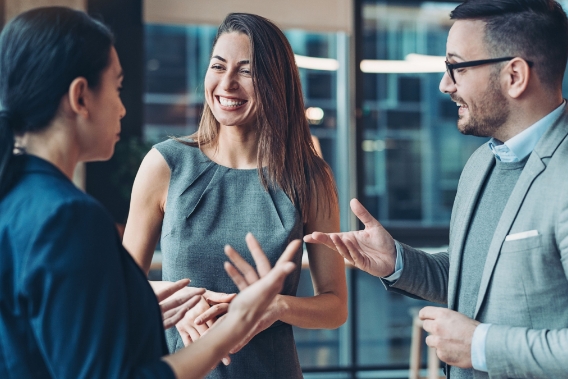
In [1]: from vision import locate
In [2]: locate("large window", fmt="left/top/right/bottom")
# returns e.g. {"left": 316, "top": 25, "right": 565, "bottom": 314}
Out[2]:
{"left": 360, "top": 2, "right": 481, "bottom": 233}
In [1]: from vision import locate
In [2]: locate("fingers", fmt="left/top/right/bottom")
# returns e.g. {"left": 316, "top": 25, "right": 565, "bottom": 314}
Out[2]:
{"left": 245, "top": 233, "right": 272, "bottom": 276}
{"left": 421, "top": 319, "right": 436, "bottom": 335}
{"left": 195, "top": 303, "right": 230, "bottom": 325}
{"left": 329, "top": 234, "right": 356, "bottom": 265}
{"left": 224, "top": 261, "right": 249, "bottom": 291}
{"left": 350, "top": 198, "right": 381, "bottom": 229}
{"left": 256, "top": 260, "right": 296, "bottom": 299}
{"left": 155, "top": 279, "right": 191, "bottom": 302}
{"left": 425, "top": 334, "right": 439, "bottom": 348}
{"left": 275, "top": 239, "right": 302, "bottom": 267}
{"left": 418, "top": 306, "right": 444, "bottom": 321}
{"left": 203, "top": 290, "right": 236, "bottom": 304}
{"left": 179, "top": 331, "right": 192, "bottom": 347}
{"left": 176, "top": 323, "right": 201, "bottom": 347}
{"left": 186, "top": 326, "right": 201, "bottom": 344}
{"left": 224, "top": 244, "right": 260, "bottom": 284}
{"left": 159, "top": 287, "right": 205, "bottom": 314}
{"left": 303, "top": 232, "right": 338, "bottom": 252}
{"left": 341, "top": 237, "right": 368, "bottom": 268}
{"left": 162, "top": 295, "right": 202, "bottom": 330}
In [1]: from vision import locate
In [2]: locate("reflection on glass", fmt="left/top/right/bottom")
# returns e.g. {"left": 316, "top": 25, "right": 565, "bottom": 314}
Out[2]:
{"left": 361, "top": 2, "right": 481, "bottom": 228}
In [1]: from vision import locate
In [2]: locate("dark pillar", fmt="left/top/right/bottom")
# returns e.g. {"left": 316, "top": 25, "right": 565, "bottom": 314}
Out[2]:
{"left": 86, "top": 0, "right": 144, "bottom": 224}
{"left": 352, "top": 0, "right": 364, "bottom": 376}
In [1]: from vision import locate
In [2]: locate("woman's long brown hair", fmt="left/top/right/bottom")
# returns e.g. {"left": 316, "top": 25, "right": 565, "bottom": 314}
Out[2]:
{"left": 182, "top": 13, "right": 337, "bottom": 223}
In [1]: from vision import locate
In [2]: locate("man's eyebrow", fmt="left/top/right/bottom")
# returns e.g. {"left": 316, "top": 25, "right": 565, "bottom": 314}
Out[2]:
{"left": 447, "top": 53, "right": 464, "bottom": 61}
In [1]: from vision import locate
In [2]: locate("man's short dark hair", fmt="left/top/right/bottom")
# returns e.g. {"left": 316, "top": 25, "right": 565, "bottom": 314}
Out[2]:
{"left": 451, "top": 0, "right": 568, "bottom": 88}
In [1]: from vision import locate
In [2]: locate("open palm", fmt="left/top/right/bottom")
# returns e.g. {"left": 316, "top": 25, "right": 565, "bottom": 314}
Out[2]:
{"left": 304, "top": 198, "right": 396, "bottom": 278}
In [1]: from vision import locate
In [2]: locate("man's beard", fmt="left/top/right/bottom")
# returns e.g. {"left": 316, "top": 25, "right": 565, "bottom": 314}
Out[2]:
{"left": 452, "top": 76, "right": 509, "bottom": 138}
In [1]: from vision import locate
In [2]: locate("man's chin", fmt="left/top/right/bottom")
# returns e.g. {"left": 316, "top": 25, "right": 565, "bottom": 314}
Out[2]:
{"left": 458, "top": 122, "right": 493, "bottom": 138}
{"left": 456, "top": 118, "right": 470, "bottom": 135}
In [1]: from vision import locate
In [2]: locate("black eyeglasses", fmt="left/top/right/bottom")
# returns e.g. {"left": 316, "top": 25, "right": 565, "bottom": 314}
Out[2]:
{"left": 445, "top": 57, "right": 534, "bottom": 84}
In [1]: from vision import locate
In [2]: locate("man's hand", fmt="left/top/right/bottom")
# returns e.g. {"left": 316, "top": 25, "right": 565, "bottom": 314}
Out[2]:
{"left": 419, "top": 307, "right": 480, "bottom": 368}
{"left": 304, "top": 198, "right": 397, "bottom": 277}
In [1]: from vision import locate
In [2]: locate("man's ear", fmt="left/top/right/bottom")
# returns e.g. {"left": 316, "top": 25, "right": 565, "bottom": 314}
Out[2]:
{"left": 68, "top": 77, "right": 90, "bottom": 118}
{"left": 505, "top": 58, "right": 531, "bottom": 99}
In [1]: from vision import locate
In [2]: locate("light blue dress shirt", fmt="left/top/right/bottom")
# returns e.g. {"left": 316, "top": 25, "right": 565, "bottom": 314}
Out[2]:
{"left": 383, "top": 101, "right": 565, "bottom": 372}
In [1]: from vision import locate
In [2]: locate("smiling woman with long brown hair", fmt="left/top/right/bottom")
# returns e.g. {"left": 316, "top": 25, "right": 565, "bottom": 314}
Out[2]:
{"left": 123, "top": 12, "right": 348, "bottom": 379}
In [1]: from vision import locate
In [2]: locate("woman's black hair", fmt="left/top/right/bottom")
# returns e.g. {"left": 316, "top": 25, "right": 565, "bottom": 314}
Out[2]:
{"left": 0, "top": 6, "right": 114, "bottom": 198}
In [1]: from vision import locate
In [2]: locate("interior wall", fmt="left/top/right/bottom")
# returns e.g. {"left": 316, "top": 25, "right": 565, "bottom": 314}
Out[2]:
{"left": 144, "top": 0, "right": 352, "bottom": 33}
{"left": 5, "top": 0, "right": 85, "bottom": 21}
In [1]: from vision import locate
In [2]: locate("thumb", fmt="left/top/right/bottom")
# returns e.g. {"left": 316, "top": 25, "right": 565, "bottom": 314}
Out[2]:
{"left": 350, "top": 198, "right": 382, "bottom": 229}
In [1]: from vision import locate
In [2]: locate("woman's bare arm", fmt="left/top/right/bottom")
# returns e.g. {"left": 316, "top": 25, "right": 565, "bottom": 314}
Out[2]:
{"left": 123, "top": 148, "right": 169, "bottom": 273}
{"left": 277, "top": 182, "right": 348, "bottom": 329}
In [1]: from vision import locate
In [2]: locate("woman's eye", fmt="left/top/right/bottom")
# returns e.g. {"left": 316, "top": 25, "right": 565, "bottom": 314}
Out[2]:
{"left": 240, "top": 69, "right": 251, "bottom": 75}
{"left": 455, "top": 68, "right": 465, "bottom": 74}
{"left": 211, "top": 64, "right": 224, "bottom": 70}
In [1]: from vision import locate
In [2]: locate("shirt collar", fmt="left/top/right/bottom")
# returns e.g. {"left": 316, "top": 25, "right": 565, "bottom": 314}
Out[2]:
{"left": 20, "top": 154, "right": 69, "bottom": 181}
{"left": 488, "top": 101, "right": 566, "bottom": 162}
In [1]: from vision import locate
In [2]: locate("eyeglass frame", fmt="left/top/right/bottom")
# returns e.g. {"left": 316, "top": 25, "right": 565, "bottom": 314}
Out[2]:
{"left": 445, "top": 57, "right": 534, "bottom": 84}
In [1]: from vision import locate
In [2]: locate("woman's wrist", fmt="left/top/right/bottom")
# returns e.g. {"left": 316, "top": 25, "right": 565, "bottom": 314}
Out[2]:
{"left": 273, "top": 294, "right": 288, "bottom": 321}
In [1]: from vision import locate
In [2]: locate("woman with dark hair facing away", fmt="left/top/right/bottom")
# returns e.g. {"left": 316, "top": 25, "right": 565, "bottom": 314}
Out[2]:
{"left": 123, "top": 12, "right": 348, "bottom": 379}
{"left": 0, "top": 7, "right": 300, "bottom": 379}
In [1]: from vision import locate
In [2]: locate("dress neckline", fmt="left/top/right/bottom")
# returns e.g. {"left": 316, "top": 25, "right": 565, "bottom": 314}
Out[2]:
{"left": 194, "top": 145, "right": 261, "bottom": 172}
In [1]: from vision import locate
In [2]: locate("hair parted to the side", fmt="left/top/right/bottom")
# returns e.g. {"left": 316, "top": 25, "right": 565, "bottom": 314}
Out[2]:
{"left": 0, "top": 7, "right": 114, "bottom": 199}
{"left": 451, "top": 0, "right": 568, "bottom": 88}
{"left": 181, "top": 12, "right": 337, "bottom": 223}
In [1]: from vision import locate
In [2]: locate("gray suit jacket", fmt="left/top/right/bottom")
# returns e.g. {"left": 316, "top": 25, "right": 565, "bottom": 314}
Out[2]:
{"left": 386, "top": 107, "right": 568, "bottom": 378}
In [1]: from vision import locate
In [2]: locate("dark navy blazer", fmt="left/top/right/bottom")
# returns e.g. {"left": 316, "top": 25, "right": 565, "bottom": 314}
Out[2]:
{"left": 0, "top": 155, "right": 174, "bottom": 378}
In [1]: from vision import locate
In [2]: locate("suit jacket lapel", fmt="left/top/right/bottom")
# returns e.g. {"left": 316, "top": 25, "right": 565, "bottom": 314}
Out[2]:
{"left": 447, "top": 147, "right": 494, "bottom": 311}
{"left": 473, "top": 106, "right": 568, "bottom": 318}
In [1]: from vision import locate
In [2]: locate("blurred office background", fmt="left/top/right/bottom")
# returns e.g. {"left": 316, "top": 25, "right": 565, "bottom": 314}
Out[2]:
{"left": 5, "top": 0, "right": 568, "bottom": 378}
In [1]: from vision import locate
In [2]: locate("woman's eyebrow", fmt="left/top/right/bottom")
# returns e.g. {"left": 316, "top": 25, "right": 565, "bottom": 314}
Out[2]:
{"left": 211, "top": 55, "right": 249, "bottom": 65}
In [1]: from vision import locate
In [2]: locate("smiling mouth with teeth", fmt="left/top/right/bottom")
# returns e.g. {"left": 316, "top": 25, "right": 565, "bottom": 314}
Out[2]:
{"left": 217, "top": 96, "right": 247, "bottom": 108}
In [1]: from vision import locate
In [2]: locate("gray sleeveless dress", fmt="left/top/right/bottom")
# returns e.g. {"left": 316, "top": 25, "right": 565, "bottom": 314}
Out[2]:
{"left": 154, "top": 139, "right": 304, "bottom": 379}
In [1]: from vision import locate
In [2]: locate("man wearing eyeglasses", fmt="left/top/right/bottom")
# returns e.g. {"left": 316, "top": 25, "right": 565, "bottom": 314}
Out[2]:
{"left": 305, "top": 0, "right": 568, "bottom": 378}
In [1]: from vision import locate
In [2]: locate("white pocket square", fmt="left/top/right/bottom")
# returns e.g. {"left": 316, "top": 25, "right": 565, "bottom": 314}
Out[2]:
{"left": 505, "top": 230, "right": 539, "bottom": 241}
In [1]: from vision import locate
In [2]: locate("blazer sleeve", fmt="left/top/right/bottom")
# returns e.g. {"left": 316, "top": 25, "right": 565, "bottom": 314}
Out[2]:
{"left": 380, "top": 243, "right": 449, "bottom": 304}
{"left": 20, "top": 199, "right": 175, "bottom": 379}
{"left": 484, "top": 186, "right": 568, "bottom": 378}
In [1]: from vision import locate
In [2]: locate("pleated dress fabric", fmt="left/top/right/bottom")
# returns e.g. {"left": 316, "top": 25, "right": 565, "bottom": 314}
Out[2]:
{"left": 154, "top": 139, "right": 304, "bottom": 379}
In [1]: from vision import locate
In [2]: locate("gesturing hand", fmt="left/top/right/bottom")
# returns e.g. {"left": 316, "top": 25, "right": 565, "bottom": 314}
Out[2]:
{"left": 175, "top": 290, "right": 235, "bottom": 346}
{"left": 419, "top": 307, "right": 480, "bottom": 368}
{"left": 304, "top": 198, "right": 397, "bottom": 277}
{"left": 221, "top": 233, "right": 298, "bottom": 351}
{"left": 153, "top": 279, "right": 205, "bottom": 330}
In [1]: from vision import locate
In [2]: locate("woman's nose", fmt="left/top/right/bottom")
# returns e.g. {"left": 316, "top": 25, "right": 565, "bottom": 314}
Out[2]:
{"left": 221, "top": 71, "right": 239, "bottom": 91}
